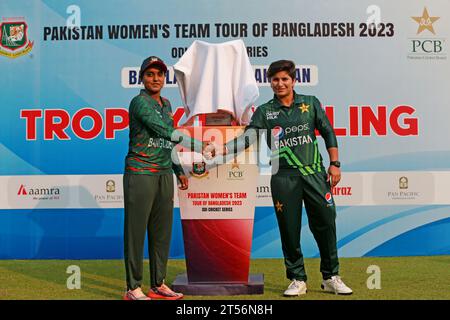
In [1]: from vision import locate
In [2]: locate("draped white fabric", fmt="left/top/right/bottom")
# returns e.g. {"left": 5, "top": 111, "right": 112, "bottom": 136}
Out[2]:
{"left": 174, "top": 39, "right": 259, "bottom": 125}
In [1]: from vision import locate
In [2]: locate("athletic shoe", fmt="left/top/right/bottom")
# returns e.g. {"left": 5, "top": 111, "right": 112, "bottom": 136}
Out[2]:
{"left": 123, "top": 288, "right": 151, "bottom": 300}
{"left": 321, "top": 276, "right": 353, "bottom": 295}
{"left": 147, "top": 283, "right": 184, "bottom": 300}
{"left": 283, "top": 279, "right": 307, "bottom": 296}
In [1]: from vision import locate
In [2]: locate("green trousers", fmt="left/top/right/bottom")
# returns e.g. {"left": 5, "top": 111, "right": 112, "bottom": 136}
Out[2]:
{"left": 123, "top": 173, "right": 174, "bottom": 290}
{"left": 270, "top": 171, "right": 339, "bottom": 281}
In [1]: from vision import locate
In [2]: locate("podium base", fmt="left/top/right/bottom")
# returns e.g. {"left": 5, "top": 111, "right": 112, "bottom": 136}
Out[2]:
{"left": 172, "top": 273, "right": 264, "bottom": 296}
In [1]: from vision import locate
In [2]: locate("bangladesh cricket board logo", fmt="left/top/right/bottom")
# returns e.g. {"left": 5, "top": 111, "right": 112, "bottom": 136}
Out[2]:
{"left": 190, "top": 161, "right": 209, "bottom": 178}
{"left": 0, "top": 20, "right": 34, "bottom": 58}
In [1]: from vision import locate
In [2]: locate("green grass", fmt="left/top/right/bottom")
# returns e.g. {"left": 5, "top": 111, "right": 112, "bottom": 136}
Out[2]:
{"left": 0, "top": 256, "right": 449, "bottom": 300}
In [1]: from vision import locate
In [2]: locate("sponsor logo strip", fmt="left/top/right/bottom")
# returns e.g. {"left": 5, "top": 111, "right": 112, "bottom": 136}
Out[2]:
{"left": 0, "top": 172, "right": 449, "bottom": 209}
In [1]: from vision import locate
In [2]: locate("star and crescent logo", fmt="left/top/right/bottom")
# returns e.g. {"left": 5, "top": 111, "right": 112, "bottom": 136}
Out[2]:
{"left": 411, "top": 7, "right": 440, "bottom": 35}
{"left": 299, "top": 103, "right": 309, "bottom": 113}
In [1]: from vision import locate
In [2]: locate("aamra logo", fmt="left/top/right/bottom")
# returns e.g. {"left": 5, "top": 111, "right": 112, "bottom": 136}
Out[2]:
{"left": 16, "top": 184, "right": 61, "bottom": 199}
{"left": 17, "top": 184, "right": 27, "bottom": 195}
{"left": 0, "top": 18, "right": 34, "bottom": 58}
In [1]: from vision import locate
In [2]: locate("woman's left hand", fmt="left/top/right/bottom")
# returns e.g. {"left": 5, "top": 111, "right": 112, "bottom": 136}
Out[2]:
{"left": 327, "top": 166, "right": 341, "bottom": 188}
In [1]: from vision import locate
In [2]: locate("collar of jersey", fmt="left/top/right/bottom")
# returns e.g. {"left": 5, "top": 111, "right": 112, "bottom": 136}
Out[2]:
{"left": 140, "top": 89, "right": 168, "bottom": 109}
{"left": 272, "top": 91, "right": 305, "bottom": 109}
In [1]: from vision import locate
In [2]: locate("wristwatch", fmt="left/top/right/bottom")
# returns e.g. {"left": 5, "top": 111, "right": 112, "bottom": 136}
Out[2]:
{"left": 330, "top": 161, "right": 341, "bottom": 168}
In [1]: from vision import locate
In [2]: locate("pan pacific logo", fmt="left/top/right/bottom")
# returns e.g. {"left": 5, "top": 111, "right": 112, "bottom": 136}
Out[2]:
{"left": 399, "top": 176, "right": 408, "bottom": 190}
{"left": 408, "top": 7, "right": 446, "bottom": 60}
{"left": 93, "top": 179, "right": 123, "bottom": 203}
{"left": 0, "top": 18, "right": 34, "bottom": 58}
{"left": 106, "top": 180, "right": 116, "bottom": 193}
{"left": 387, "top": 176, "right": 420, "bottom": 200}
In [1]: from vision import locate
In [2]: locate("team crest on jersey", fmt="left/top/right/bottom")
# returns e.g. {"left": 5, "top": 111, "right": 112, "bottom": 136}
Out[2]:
{"left": 190, "top": 161, "right": 209, "bottom": 178}
{"left": 272, "top": 126, "right": 284, "bottom": 139}
{"left": 0, "top": 19, "right": 34, "bottom": 58}
{"left": 325, "top": 192, "right": 334, "bottom": 206}
{"left": 299, "top": 103, "right": 310, "bottom": 113}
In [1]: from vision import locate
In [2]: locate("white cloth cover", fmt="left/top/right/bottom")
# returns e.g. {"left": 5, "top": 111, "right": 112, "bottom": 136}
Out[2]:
{"left": 174, "top": 39, "right": 259, "bottom": 125}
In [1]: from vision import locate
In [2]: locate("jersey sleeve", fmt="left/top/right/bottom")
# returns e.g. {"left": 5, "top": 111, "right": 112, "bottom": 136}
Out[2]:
{"left": 225, "top": 105, "right": 265, "bottom": 154}
{"left": 313, "top": 96, "right": 338, "bottom": 149}
{"left": 171, "top": 152, "right": 185, "bottom": 177}
{"left": 131, "top": 96, "right": 203, "bottom": 152}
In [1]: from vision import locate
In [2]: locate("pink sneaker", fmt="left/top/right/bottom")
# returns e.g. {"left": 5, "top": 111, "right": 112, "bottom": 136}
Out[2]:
{"left": 147, "top": 284, "right": 183, "bottom": 300}
{"left": 123, "top": 288, "right": 151, "bottom": 300}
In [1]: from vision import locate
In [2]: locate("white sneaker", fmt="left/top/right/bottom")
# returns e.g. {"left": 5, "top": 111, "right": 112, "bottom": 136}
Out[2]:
{"left": 321, "top": 276, "right": 353, "bottom": 295}
{"left": 283, "top": 279, "right": 307, "bottom": 296}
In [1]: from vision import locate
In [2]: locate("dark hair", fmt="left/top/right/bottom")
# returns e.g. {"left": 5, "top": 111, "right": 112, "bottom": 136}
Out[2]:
{"left": 267, "top": 60, "right": 296, "bottom": 80}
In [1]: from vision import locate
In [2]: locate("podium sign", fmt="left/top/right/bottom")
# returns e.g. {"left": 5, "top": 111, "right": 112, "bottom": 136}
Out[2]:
{"left": 173, "top": 126, "right": 264, "bottom": 295}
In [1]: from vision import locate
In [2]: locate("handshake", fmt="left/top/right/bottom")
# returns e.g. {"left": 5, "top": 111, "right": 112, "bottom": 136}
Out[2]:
{"left": 202, "top": 142, "right": 228, "bottom": 160}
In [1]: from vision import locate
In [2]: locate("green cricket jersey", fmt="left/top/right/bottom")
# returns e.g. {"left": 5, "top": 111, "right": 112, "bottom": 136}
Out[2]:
{"left": 125, "top": 89, "right": 201, "bottom": 175}
{"left": 226, "top": 91, "right": 337, "bottom": 175}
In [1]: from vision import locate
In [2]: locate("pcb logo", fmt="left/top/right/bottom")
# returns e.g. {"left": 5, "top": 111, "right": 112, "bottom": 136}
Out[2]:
{"left": 0, "top": 19, "right": 34, "bottom": 58}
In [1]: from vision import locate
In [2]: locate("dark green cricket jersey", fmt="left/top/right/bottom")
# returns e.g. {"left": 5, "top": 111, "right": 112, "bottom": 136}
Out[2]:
{"left": 226, "top": 92, "right": 337, "bottom": 176}
{"left": 125, "top": 89, "right": 201, "bottom": 175}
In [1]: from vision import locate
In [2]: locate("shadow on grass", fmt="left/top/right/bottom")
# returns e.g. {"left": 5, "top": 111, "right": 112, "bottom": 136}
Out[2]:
{"left": 0, "top": 260, "right": 178, "bottom": 299}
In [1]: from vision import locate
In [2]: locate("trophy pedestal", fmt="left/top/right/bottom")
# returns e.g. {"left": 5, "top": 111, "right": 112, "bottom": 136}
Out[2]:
{"left": 175, "top": 126, "right": 264, "bottom": 296}
{"left": 172, "top": 273, "right": 264, "bottom": 296}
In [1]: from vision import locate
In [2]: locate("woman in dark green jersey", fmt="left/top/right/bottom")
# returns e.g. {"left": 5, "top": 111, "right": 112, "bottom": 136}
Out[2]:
{"left": 205, "top": 60, "right": 353, "bottom": 296}
{"left": 123, "top": 56, "right": 202, "bottom": 300}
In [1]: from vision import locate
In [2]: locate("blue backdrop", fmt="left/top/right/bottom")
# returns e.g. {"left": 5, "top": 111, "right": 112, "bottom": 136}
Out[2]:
{"left": 1, "top": 0, "right": 449, "bottom": 259}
